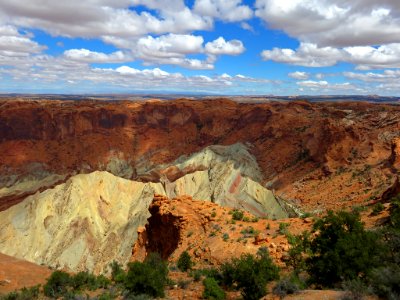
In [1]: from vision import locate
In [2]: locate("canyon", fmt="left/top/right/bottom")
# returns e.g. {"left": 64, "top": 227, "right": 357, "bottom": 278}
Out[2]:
{"left": 1, "top": 98, "right": 399, "bottom": 212}
{"left": 0, "top": 98, "right": 399, "bottom": 295}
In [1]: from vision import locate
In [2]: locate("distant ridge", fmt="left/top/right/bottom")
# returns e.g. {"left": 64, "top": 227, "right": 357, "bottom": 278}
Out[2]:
{"left": 0, "top": 94, "right": 398, "bottom": 103}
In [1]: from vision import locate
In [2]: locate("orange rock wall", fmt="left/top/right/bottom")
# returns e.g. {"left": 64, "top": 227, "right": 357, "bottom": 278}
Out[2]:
{"left": 1, "top": 99, "right": 399, "bottom": 211}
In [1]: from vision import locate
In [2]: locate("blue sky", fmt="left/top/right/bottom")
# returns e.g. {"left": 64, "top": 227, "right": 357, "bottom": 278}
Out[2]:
{"left": 0, "top": 0, "right": 400, "bottom": 95}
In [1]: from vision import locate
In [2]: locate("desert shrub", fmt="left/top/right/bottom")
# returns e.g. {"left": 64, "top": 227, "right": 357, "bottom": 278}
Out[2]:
{"left": 110, "top": 261, "right": 126, "bottom": 283}
{"left": 369, "top": 265, "right": 400, "bottom": 300}
{"left": 240, "top": 226, "right": 259, "bottom": 237}
{"left": 190, "top": 269, "right": 202, "bottom": 281}
{"left": 62, "top": 290, "right": 84, "bottom": 300}
{"left": 0, "top": 285, "right": 40, "bottom": 300}
{"left": 306, "top": 210, "right": 381, "bottom": 287}
{"left": 177, "top": 279, "right": 191, "bottom": 289}
{"left": 231, "top": 210, "right": 244, "bottom": 221}
{"left": 220, "top": 249, "right": 279, "bottom": 300}
{"left": 202, "top": 277, "right": 226, "bottom": 300}
{"left": 124, "top": 253, "right": 168, "bottom": 298}
{"left": 389, "top": 196, "right": 400, "bottom": 228}
{"left": 278, "top": 222, "right": 289, "bottom": 235}
{"left": 273, "top": 277, "right": 300, "bottom": 299}
{"left": 96, "top": 291, "right": 117, "bottom": 300}
{"left": 43, "top": 270, "right": 72, "bottom": 297}
{"left": 96, "top": 275, "right": 112, "bottom": 289}
{"left": 71, "top": 271, "right": 110, "bottom": 291}
{"left": 195, "top": 268, "right": 222, "bottom": 283}
{"left": 341, "top": 279, "right": 371, "bottom": 300}
{"left": 0, "top": 292, "right": 19, "bottom": 300}
{"left": 285, "top": 231, "right": 311, "bottom": 273}
{"left": 177, "top": 251, "right": 193, "bottom": 272}
{"left": 371, "top": 202, "right": 385, "bottom": 216}
{"left": 300, "top": 212, "right": 313, "bottom": 219}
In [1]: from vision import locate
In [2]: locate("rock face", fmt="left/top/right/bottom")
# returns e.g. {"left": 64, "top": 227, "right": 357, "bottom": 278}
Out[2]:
{"left": 132, "top": 195, "right": 297, "bottom": 267}
{"left": 0, "top": 144, "right": 287, "bottom": 272}
{"left": 391, "top": 137, "right": 400, "bottom": 169}
{"left": 153, "top": 143, "right": 287, "bottom": 219}
{"left": 133, "top": 194, "right": 266, "bottom": 265}
{"left": 0, "top": 171, "right": 164, "bottom": 273}
{"left": 1, "top": 99, "right": 399, "bottom": 212}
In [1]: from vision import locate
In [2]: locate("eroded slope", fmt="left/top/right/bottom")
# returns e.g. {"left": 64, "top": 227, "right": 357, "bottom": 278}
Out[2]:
{"left": 0, "top": 144, "right": 286, "bottom": 272}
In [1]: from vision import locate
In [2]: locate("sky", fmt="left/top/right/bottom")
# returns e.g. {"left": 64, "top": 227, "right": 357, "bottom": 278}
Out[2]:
{"left": 0, "top": 0, "right": 400, "bottom": 95}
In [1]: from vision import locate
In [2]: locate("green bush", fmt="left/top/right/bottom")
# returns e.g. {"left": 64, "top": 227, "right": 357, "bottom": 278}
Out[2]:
{"left": 231, "top": 210, "right": 244, "bottom": 221}
{"left": 190, "top": 269, "right": 202, "bottom": 281}
{"left": 124, "top": 253, "right": 168, "bottom": 298}
{"left": 306, "top": 210, "right": 382, "bottom": 287}
{"left": 70, "top": 271, "right": 110, "bottom": 291}
{"left": 278, "top": 222, "right": 289, "bottom": 235}
{"left": 369, "top": 265, "right": 400, "bottom": 299}
{"left": 97, "top": 291, "right": 117, "bottom": 300}
{"left": 0, "top": 285, "right": 40, "bottom": 300}
{"left": 389, "top": 196, "right": 400, "bottom": 228}
{"left": 220, "top": 249, "right": 279, "bottom": 300}
{"left": 285, "top": 231, "right": 311, "bottom": 273}
{"left": 110, "top": 261, "right": 126, "bottom": 283}
{"left": 273, "top": 277, "right": 300, "bottom": 298}
{"left": 371, "top": 202, "right": 384, "bottom": 216}
{"left": 177, "top": 251, "right": 193, "bottom": 272}
{"left": 341, "top": 279, "right": 371, "bottom": 300}
{"left": 202, "top": 277, "right": 226, "bottom": 300}
{"left": 43, "top": 270, "right": 72, "bottom": 297}
{"left": 194, "top": 268, "right": 222, "bottom": 283}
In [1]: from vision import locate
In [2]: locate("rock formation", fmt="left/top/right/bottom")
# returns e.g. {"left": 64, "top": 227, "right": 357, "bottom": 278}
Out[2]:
{"left": 1, "top": 99, "right": 399, "bottom": 213}
{"left": 0, "top": 144, "right": 286, "bottom": 272}
{"left": 0, "top": 171, "right": 164, "bottom": 273}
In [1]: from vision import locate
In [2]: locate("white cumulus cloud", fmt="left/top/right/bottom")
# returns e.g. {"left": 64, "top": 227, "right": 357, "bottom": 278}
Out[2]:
{"left": 63, "top": 49, "right": 130, "bottom": 63}
{"left": 194, "top": 0, "right": 253, "bottom": 22}
{"left": 205, "top": 37, "right": 245, "bottom": 55}
{"left": 255, "top": 0, "right": 400, "bottom": 47}
{"left": 288, "top": 71, "right": 309, "bottom": 80}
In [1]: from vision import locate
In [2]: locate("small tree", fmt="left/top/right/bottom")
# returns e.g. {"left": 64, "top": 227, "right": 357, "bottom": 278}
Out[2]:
{"left": 124, "top": 253, "right": 168, "bottom": 298}
{"left": 220, "top": 249, "right": 279, "bottom": 300}
{"left": 285, "top": 231, "right": 311, "bottom": 273}
{"left": 177, "top": 251, "right": 193, "bottom": 272}
{"left": 306, "top": 210, "right": 381, "bottom": 287}
{"left": 203, "top": 277, "right": 226, "bottom": 300}
{"left": 110, "top": 260, "right": 125, "bottom": 283}
{"left": 43, "top": 270, "right": 71, "bottom": 298}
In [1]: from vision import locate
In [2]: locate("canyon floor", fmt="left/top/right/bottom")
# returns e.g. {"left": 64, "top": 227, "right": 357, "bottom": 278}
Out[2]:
{"left": 0, "top": 97, "right": 399, "bottom": 299}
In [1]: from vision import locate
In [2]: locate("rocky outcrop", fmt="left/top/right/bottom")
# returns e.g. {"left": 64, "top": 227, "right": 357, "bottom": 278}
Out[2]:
{"left": 0, "top": 143, "right": 287, "bottom": 273}
{"left": 0, "top": 171, "right": 165, "bottom": 274}
{"left": 132, "top": 194, "right": 262, "bottom": 265}
{"left": 390, "top": 137, "right": 400, "bottom": 170}
{"left": 155, "top": 143, "right": 287, "bottom": 219}
{"left": 132, "top": 195, "right": 299, "bottom": 267}
{"left": 132, "top": 194, "right": 391, "bottom": 269}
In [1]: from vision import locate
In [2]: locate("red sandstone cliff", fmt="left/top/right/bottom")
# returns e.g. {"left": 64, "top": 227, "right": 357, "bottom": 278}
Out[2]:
{"left": 0, "top": 98, "right": 399, "bottom": 211}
